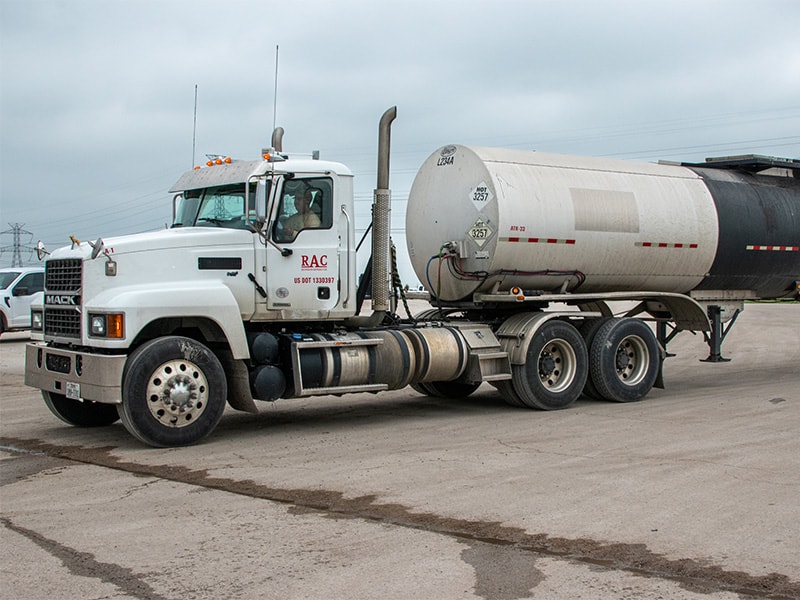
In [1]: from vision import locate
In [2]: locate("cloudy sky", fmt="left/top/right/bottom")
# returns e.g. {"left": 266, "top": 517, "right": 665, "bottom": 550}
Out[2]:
{"left": 1, "top": 0, "right": 799, "bottom": 278}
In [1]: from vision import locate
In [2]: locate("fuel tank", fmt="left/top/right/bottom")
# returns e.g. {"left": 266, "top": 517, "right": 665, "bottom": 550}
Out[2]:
{"left": 405, "top": 145, "right": 799, "bottom": 302}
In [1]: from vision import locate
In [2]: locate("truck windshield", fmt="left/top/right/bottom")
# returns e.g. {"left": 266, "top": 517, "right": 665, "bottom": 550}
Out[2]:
{"left": 173, "top": 182, "right": 267, "bottom": 229}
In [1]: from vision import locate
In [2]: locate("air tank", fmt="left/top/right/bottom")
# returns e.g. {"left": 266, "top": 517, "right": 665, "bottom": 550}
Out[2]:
{"left": 406, "top": 145, "right": 799, "bottom": 302}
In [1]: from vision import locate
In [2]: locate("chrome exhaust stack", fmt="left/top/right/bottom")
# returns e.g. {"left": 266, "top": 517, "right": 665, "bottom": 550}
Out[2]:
{"left": 371, "top": 106, "right": 397, "bottom": 313}
{"left": 271, "top": 126, "right": 285, "bottom": 152}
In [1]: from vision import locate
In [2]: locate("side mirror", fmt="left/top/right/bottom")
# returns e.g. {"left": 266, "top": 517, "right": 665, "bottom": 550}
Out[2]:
{"left": 172, "top": 194, "right": 183, "bottom": 225}
{"left": 255, "top": 181, "right": 268, "bottom": 225}
{"left": 35, "top": 241, "right": 49, "bottom": 261}
{"left": 90, "top": 238, "right": 104, "bottom": 260}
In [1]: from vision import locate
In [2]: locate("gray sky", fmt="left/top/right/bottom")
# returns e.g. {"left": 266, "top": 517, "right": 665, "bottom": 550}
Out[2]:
{"left": 1, "top": 0, "right": 799, "bottom": 277}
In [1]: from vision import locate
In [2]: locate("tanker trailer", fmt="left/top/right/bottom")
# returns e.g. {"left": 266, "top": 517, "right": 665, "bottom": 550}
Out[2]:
{"left": 406, "top": 146, "right": 799, "bottom": 401}
{"left": 407, "top": 146, "right": 798, "bottom": 303}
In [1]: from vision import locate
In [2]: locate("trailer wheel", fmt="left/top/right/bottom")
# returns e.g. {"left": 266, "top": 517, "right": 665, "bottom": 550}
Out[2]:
{"left": 579, "top": 318, "right": 612, "bottom": 400}
{"left": 118, "top": 336, "right": 227, "bottom": 447}
{"left": 42, "top": 391, "right": 120, "bottom": 427}
{"left": 589, "top": 318, "right": 659, "bottom": 402}
{"left": 512, "top": 320, "right": 587, "bottom": 410}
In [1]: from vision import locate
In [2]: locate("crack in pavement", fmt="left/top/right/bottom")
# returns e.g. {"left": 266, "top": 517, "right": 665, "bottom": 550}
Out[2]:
{"left": 3, "top": 436, "right": 799, "bottom": 600}
{"left": 1, "top": 516, "right": 170, "bottom": 600}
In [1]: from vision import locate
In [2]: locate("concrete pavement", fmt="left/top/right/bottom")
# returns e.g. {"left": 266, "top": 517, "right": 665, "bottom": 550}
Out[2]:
{"left": 1, "top": 303, "right": 798, "bottom": 599}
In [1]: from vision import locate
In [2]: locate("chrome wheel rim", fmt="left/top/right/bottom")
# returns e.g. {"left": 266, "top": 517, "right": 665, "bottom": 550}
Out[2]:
{"left": 614, "top": 335, "right": 650, "bottom": 386}
{"left": 146, "top": 359, "right": 208, "bottom": 428}
{"left": 538, "top": 339, "right": 577, "bottom": 393}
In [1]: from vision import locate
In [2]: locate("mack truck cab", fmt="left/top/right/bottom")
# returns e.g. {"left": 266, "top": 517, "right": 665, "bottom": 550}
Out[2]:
{"left": 169, "top": 152, "right": 359, "bottom": 322}
{"left": 24, "top": 145, "right": 382, "bottom": 447}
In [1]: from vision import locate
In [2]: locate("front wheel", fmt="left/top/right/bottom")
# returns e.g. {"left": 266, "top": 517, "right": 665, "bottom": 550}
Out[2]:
{"left": 118, "top": 336, "right": 227, "bottom": 447}
{"left": 42, "top": 391, "right": 120, "bottom": 427}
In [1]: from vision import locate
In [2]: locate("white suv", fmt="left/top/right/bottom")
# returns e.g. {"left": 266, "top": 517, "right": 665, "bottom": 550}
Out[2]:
{"left": 0, "top": 267, "right": 44, "bottom": 336}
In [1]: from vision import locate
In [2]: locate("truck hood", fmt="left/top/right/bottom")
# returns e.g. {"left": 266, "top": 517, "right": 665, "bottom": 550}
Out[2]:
{"left": 48, "top": 227, "right": 253, "bottom": 260}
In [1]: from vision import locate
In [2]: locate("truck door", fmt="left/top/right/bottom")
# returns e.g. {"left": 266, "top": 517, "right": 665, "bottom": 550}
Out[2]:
{"left": 265, "top": 177, "right": 340, "bottom": 314}
{"left": 8, "top": 271, "right": 44, "bottom": 328}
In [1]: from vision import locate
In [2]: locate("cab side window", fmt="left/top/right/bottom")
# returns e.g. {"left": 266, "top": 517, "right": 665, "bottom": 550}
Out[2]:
{"left": 273, "top": 177, "right": 333, "bottom": 242}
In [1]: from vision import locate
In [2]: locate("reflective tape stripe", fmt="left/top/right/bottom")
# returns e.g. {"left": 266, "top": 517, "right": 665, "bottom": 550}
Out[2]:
{"left": 636, "top": 242, "right": 699, "bottom": 249}
{"left": 745, "top": 245, "right": 799, "bottom": 251}
{"left": 501, "top": 237, "right": 576, "bottom": 244}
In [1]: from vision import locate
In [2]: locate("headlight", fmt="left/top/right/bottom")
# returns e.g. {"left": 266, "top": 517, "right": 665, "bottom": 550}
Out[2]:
{"left": 89, "top": 313, "right": 124, "bottom": 338}
{"left": 31, "top": 310, "right": 43, "bottom": 331}
{"left": 90, "top": 314, "right": 106, "bottom": 336}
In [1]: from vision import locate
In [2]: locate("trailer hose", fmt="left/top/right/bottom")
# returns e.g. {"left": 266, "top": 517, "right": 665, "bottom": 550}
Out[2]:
{"left": 390, "top": 240, "right": 414, "bottom": 320}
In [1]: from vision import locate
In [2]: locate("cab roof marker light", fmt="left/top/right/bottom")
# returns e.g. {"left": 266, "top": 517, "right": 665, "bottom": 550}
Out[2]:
{"left": 261, "top": 148, "right": 287, "bottom": 162}
{"left": 204, "top": 154, "right": 232, "bottom": 167}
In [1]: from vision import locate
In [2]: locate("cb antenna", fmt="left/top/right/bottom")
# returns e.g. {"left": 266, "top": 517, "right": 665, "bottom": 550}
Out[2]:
{"left": 192, "top": 84, "right": 198, "bottom": 168}
{"left": 272, "top": 45, "right": 279, "bottom": 135}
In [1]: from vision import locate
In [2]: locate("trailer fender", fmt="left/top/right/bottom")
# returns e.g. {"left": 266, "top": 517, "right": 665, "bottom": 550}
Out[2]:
{"left": 496, "top": 312, "right": 586, "bottom": 366}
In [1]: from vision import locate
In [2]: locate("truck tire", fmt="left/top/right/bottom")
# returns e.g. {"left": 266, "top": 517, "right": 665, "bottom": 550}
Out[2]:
{"left": 414, "top": 380, "right": 480, "bottom": 399}
{"left": 118, "top": 336, "right": 227, "bottom": 447}
{"left": 589, "top": 318, "right": 659, "bottom": 403}
{"left": 512, "top": 320, "right": 587, "bottom": 410}
{"left": 494, "top": 380, "right": 527, "bottom": 408}
{"left": 42, "top": 391, "right": 120, "bottom": 427}
{"left": 579, "top": 317, "right": 612, "bottom": 400}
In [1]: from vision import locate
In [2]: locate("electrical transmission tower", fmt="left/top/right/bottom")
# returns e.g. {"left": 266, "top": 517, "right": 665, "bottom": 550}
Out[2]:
{"left": 0, "top": 223, "right": 35, "bottom": 267}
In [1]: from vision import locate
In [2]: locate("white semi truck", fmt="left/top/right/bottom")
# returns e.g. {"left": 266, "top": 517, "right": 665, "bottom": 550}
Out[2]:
{"left": 25, "top": 108, "right": 800, "bottom": 447}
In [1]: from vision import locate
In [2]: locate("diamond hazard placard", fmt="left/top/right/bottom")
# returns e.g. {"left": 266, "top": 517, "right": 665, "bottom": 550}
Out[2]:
{"left": 470, "top": 182, "right": 493, "bottom": 211}
{"left": 468, "top": 218, "right": 493, "bottom": 248}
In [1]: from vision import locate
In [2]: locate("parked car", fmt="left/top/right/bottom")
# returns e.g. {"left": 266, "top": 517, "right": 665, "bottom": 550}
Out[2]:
{"left": 0, "top": 266, "right": 44, "bottom": 336}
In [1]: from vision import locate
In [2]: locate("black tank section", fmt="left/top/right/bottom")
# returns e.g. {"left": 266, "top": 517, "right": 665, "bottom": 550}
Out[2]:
{"left": 689, "top": 166, "right": 800, "bottom": 298}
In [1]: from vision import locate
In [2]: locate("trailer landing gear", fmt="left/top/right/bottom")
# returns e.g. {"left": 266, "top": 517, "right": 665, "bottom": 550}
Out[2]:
{"left": 701, "top": 305, "right": 741, "bottom": 363}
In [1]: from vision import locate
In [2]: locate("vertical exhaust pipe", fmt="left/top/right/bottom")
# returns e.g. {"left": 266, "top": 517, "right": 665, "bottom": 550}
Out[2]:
{"left": 271, "top": 126, "right": 285, "bottom": 152}
{"left": 372, "top": 106, "right": 397, "bottom": 312}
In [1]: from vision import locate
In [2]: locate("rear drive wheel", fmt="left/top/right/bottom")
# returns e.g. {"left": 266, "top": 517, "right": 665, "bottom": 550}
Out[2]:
{"left": 42, "top": 391, "right": 120, "bottom": 427}
{"left": 118, "top": 336, "right": 227, "bottom": 447}
{"left": 512, "top": 320, "right": 587, "bottom": 410}
{"left": 589, "top": 318, "right": 659, "bottom": 402}
{"left": 419, "top": 380, "right": 480, "bottom": 398}
{"left": 495, "top": 379, "right": 527, "bottom": 408}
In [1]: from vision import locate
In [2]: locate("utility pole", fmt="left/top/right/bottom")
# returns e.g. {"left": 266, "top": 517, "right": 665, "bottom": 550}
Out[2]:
{"left": 0, "top": 223, "right": 35, "bottom": 267}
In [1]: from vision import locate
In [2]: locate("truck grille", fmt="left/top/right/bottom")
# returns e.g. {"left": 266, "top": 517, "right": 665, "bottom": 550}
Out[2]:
{"left": 45, "top": 307, "right": 82, "bottom": 338}
{"left": 46, "top": 259, "right": 82, "bottom": 291}
{"left": 44, "top": 259, "right": 83, "bottom": 339}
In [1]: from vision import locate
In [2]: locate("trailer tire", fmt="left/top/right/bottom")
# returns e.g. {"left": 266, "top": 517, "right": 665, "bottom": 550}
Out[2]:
{"left": 579, "top": 318, "right": 613, "bottom": 400}
{"left": 42, "top": 391, "right": 120, "bottom": 427}
{"left": 512, "top": 320, "right": 587, "bottom": 410}
{"left": 118, "top": 336, "right": 227, "bottom": 447}
{"left": 589, "top": 318, "right": 659, "bottom": 403}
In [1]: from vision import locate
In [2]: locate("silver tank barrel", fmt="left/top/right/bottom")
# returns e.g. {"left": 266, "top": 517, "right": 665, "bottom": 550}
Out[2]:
{"left": 406, "top": 145, "right": 799, "bottom": 302}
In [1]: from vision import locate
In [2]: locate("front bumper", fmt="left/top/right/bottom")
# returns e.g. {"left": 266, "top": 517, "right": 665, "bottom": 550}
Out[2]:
{"left": 25, "top": 342, "right": 126, "bottom": 404}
